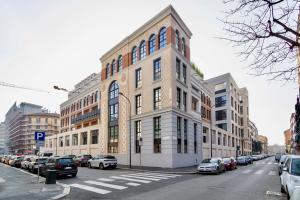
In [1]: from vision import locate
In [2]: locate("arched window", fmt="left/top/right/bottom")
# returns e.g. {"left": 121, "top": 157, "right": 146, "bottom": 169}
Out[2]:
{"left": 159, "top": 27, "right": 167, "bottom": 49}
{"left": 109, "top": 81, "right": 119, "bottom": 100}
{"left": 106, "top": 63, "right": 110, "bottom": 78}
{"left": 132, "top": 46, "right": 137, "bottom": 64}
{"left": 175, "top": 30, "right": 180, "bottom": 50}
{"left": 149, "top": 34, "right": 156, "bottom": 54}
{"left": 181, "top": 37, "right": 186, "bottom": 56}
{"left": 139, "top": 40, "right": 146, "bottom": 60}
{"left": 111, "top": 59, "right": 116, "bottom": 75}
{"left": 117, "top": 55, "right": 122, "bottom": 72}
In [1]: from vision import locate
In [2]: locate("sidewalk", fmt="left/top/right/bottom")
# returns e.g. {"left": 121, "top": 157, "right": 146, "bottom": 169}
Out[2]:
{"left": 117, "top": 164, "right": 198, "bottom": 174}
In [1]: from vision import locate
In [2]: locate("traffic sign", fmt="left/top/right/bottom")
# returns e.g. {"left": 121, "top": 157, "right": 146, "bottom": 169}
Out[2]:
{"left": 35, "top": 132, "right": 45, "bottom": 141}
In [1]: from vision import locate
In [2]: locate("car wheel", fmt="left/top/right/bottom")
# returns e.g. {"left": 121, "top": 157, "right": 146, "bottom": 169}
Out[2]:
{"left": 215, "top": 168, "right": 220, "bottom": 175}
{"left": 71, "top": 173, "right": 77, "bottom": 177}
{"left": 88, "top": 163, "right": 92, "bottom": 169}
{"left": 286, "top": 187, "right": 290, "bottom": 200}
{"left": 99, "top": 163, "right": 104, "bottom": 170}
{"left": 280, "top": 185, "right": 286, "bottom": 193}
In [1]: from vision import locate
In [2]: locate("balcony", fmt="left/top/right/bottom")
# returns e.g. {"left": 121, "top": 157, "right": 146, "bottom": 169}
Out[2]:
{"left": 71, "top": 109, "right": 100, "bottom": 124}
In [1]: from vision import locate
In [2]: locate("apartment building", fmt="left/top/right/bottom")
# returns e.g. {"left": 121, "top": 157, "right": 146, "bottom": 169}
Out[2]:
{"left": 5, "top": 102, "right": 59, "bottom": 154}
{"left": 0, "top": 122, "right": 5, "bottom": 154}
{"left": 45, "top": 73, "right": 101, "bottom": 156}
{"left": 284, "top": 129, "right": 292, "bottom": 153}
{"left": 249, "top": 120, "right": 258, "bottom": 154}
{"left": 257, "top": 134, "right": 268, "bottom": 154}
{"left": 205, "top": 73, "right": 251, "bottom": 156}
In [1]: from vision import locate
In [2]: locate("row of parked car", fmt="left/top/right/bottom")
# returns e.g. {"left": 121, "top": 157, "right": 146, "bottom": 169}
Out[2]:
{"left": 276, "top": 154, "right": 300, "bottom": 200}
{"left": 0, "top": 153, "right": 118, "bottom": 178}
{"left": 197, "top": 154, "right": 270, "bottom": 175}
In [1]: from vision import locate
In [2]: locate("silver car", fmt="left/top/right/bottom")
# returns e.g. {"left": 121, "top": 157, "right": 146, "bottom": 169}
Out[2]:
{"left": 87, "top": 155, "right": 117, "bottom": 170}
{"left": 197, "top": 158, "right": 225, "bottom": 175}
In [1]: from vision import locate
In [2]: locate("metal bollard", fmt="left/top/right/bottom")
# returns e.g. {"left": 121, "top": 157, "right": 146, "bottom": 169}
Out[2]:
{"left": 45, "top": 170, "right": 56, "bottom": 184}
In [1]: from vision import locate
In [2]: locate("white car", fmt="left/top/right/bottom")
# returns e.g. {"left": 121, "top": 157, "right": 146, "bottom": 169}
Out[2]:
{"left": 291, "top": 186, "right": 300, "bottom": 200}
{"left": 280, "top": 155, "right": 300, "bottom": 199}
{"left": 87, "top": 155, "right": 117, "bottom": 170}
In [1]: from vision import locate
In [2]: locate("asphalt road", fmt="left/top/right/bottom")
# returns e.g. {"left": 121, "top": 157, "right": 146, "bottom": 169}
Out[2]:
{"left": 57, "top": 156, "right": 285, "bottom": 200}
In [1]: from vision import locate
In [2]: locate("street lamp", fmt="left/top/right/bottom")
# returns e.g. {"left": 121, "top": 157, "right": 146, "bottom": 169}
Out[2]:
{"left": 118, "top": 92, "right": 132, "bottom": 168}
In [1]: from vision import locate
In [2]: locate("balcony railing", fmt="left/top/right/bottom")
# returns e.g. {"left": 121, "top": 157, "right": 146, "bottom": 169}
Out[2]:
{"left": 71, "top": 109, "right": 100, "bottom": 124}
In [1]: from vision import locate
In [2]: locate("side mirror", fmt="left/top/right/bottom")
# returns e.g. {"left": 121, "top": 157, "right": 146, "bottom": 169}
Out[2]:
{"left": 281, "top": 162, "right": 283, "bottom": 165}
{"left": 282, "top": 167, "right": 287, "bottom": 172}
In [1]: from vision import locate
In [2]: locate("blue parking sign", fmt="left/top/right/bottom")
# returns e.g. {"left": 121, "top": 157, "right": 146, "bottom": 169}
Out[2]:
{"left": 35, "top": 132, "right": 45, "bottom": 141}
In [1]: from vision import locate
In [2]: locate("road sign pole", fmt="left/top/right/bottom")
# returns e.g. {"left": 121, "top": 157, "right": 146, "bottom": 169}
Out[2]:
{"left": 37, "top": 141, "right": 40, "bottom": 183}
{"left": 34, "top": 131, "right": 45, "bottom": 184}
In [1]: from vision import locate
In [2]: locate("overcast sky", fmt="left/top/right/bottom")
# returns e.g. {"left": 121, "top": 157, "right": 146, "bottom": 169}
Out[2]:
{"left": 0, "top": 0, "right": 297, "bottom": 145}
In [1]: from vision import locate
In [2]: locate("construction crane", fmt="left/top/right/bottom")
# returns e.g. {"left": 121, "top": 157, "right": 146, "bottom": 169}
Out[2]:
{"left": 0, "top": 81, "right": 50, "bottom": 93}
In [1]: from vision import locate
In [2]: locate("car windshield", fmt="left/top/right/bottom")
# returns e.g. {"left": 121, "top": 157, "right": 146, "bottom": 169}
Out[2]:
{"left": 37, "top": 158, "right": 47, "bottom": 163}
{"left": 291, "top": 158, "right": 300, "bottom": 176}
{"left": 104, "top": 156, "right": 116, "bottom": 159}
{"left": 59, "top": 158, "right": 73, "bottom": 165}
{"left": 84, "top": 155, "right": 92, "bottom": 158}
{"left": 202, "top": 158, "right": 218, "bottom": 163}
{"left": 223, "top": 158, "right": 230, "bottom": 163}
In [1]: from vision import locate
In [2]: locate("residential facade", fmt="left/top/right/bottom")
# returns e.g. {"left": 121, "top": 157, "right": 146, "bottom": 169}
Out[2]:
{"left": 205, "top": 73, "right": 251, "bottom": 156}
{"left": 5, "top": 102, "right": 59, "bottom": 154}
{"left": 0, "top": 122, "right": 5, "bottom": 154}
{"left": 284, "top": 129, "right": 292, "bottom": 153}
{"left": 45, "top": 73, "right": 101, "bottom": 156}
{"left": 257, "top": 134, "right": 268, "bottom": 154}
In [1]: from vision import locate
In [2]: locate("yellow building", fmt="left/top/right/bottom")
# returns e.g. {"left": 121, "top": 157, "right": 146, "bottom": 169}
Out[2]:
{"left": 257, "top": 135, "right": 268, "bottom": 154}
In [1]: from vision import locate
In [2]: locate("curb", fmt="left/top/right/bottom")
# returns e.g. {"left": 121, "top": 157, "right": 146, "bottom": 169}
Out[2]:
{"left": 50, "top": 182, "right": 70, "bottom": 200}
{"left": 117, "top": 167, "right": 198, "bottom": 175}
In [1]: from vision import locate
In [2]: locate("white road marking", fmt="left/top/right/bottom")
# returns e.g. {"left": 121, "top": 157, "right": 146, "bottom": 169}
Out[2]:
{"left": 254, "top": 170, "right": 264, "bottom": 175}
{"left": 268, "top": 171, "right": 276, "bottom": 176}
{"left": 120, "top": 175, "right": 161, "bottom": 181}
{"left": 110, "top": 176, "right": 151, "bottom": 183}
{"left": 97, "top": 178, "right": 115, "bottom": 182}
{"left": 0, "top": 177, "right": 6, "bottom": 183}
{"left": 129, "top": 174, "right": 169, "bottom": 180}
{"left": 51, "top": 182, "right": 71, "bottom": 200}
{"left": 70, "top": 183, "right": 111, "bottom": 194}
{"left": 266, "top": 191, "right": 285, "bottom": 196}
{"left": 242, "top": 169, "right": 252, "bottom": 174}
{"left": 126, "top": 182, "right": 140, "bottom": 186}
{"left": 274, "top": 162, "right": 278, "bottom": 165}
{"left": 267, "top": 162, "right": 272, "bottom": 165}
{"left": 85, "top": 181, "right": 127, "bottom": 190}
{"left": 134, "top": 172, "right": 181, "bottom": 178}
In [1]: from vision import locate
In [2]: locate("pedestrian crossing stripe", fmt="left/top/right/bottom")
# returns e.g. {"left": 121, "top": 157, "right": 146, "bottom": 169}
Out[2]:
{"left": 110, "top": 176, "right": 151, "bottom": 183}
{"left": 135, "top": 172, "right": 181, "bottom": 178}
{"left": 120, "top": 174, "right": 161, "bottom": 181}
{"left": 254, "top": 170, "right": 264, "bottom": 175}
{"left": 268, "top": 171, "right": 276, "bottom": 176}
{"left": 70, "top": 183, "right": 111, "bottom": 194}
{"left": 241, "top": 169, "right": 277, "bottom": 176}
{"left": 129, "top": 174, "right": 170, "bottom": 180}
{"left": 126, "top": 182, "right": 140, "bottom": 186}
{"left": 97, "top": 178, "right": 115, "bottom": 182}
{"left": 85, "top": 181, "right": 127, "bottom": 190}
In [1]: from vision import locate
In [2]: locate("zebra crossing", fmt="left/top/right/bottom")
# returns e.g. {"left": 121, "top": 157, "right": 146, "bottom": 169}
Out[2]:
{"left": 68, "top": 172, "right": 182, "bottom": 195}
{"left": 240, "top": 169, "right": 277, "bottom": 176}
{"left": 255, "top": 161, "right": 278, "bottom": 165}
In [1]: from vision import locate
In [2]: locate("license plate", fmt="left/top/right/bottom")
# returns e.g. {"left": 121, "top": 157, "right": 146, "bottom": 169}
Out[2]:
{"left": 65, "top": 167, "right": 72, "bottom": 170}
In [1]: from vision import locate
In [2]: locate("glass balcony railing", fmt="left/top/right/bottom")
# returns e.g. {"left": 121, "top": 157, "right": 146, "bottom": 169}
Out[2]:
{"left": 71, "top": 109, "right": 100, "bottom": 124}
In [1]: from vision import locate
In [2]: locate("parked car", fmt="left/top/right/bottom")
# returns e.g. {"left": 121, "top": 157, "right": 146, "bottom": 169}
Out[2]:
{"left": 0, "top": 155, "right": 7, "bottom": 163}
{"left": 275, "top": 153, "right": 282, "bottom": 162}
{"left": 197, "top": 158, "right": 225, "bottom": 175}
{"left": 237, "top": 156, "right": 248, "bottom": 165}
{"left": 278, "top": 155, "right": 289, "bottom": 176}
{"left": 9, "top": 156, "right": 24, "bottom": 168}
{"left": 28, "top": 157, "right": 48, "bottom": 173}
{"left": 280, "top": 155, "right": 300, "bottom": 199}
{"left": 245, "top": 156, "right": 253, "bottom": 164}
{"left": 64, "top": 155, "right": 76, "bottom": 159}
{"left": 223, "top": 157, "right": 237, "bottom": 171}
{"left": 87, "top": 155, "right": 117, "bottom": 170}
{"left": 21, "top": 156, "right": 35, "bottom": 170}
{"left": 74, "top": 154, "right": 92, "bottom": 167}
{"left": 291, "top": 186, "right": 300, "bottom": 200}
{"left": 5, "top": 155, "right": 13, "bottom": 165}
{"left": 40, "top": 157, "right": 77, "bottom": 177}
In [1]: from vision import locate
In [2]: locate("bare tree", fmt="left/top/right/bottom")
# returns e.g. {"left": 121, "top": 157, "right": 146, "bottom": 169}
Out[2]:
{"left": 221, "top": 0, "right": 300, "bottom": 81}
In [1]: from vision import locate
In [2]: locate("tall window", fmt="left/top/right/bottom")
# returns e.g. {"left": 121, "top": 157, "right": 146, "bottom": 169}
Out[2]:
{"left": 72, "top": 134, "right": 78, "bottom": 146}
{"left": 149, "top": 34, "right": 156, "bottom": 54}
{"left": 218, "top": 132, "right": 221, "bottom": 145}
{"left": 153, "top": 87, "right": 161, "bottom": 110}
{"left": 132, "top": 46, "right": 138, "bottom": 64}
{"left": 184, "top": 119, "right": 188, "bottom": 153}
{"left": 95, "top": 91, "right": 99, "bottom": 102}
{"left": 176, "top": 58, "right": 181, "bottom": 80}
{"left": 91, "top": 129, "right": 99, "bottom": 144}
{"left": 181, "top": 38, "right": 186, "bottom": 56}
{"left": 177, "top": 87, "right": 181, "bottom": 109}
{"left": 175, "top": 30, "right": 180, "bottom": 50}
{"left": 81, "top": 132, "right": 87, "bottom": 145}
{"left": 153, "top": 58, "right": 161, "bottom": 80}
{"left": 118, "top": 55, "right": 122, "bottom": 72}
{"left": 153, "top": 116, "right": 161, "bottom": 153}
{"left": 194, "top": 123, "right": 197, "bottom": 154}
{"left": 183, "top": 91, "right": 187, "bottom": 112}
{"left": 111, "top": 60, "right": 117, "bottom": 75}
{"left": 135, "top": 68, "right": 142, "bottom": 88}
{"left": 182, "top": 64, "right": 187, "bottom": 84}
{"left": 177, "top": 117, "right": 182, "bottom": 153}
{"left": 108, "top": 81, "right": 119, "bottom": 153}
{"left": 216, "top": 110, "right": 227, "bottom": 121}
{"left": 139, "top": 40, "right": 146, "bottom": 60}
{"left": 215, "top": 95, "right": 227, "bottom": 107}
{"left": 135, "top": 120, "right": 141, "bottom": 153}
{"left": 159, "top": 27, "right": 167, "bottom": 49}
{"left": 59, "top": 137, "right": 63, "bottom": 147}
{"left": 106, "top": 63, "right": 110, "bottom": 78}
{"left": 135, "top": 94, "right": 142, "bottom": 115}
{"left": 65, "top": 135, "right": 70, "bottom": 146}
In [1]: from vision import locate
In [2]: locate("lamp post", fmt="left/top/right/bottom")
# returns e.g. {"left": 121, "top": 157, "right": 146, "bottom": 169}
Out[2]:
{"left": 119, "top": 92, "right": 132, "bottom": 168}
